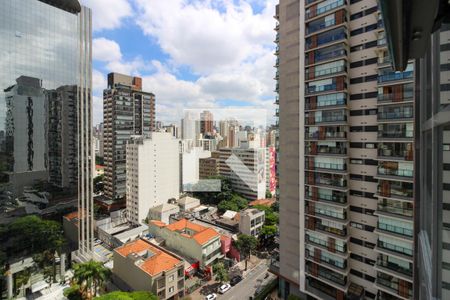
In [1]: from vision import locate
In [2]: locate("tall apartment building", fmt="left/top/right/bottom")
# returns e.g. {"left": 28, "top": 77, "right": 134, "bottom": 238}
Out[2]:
{"left": 126, "top": 133, "right": 180, "bottom": 225}
{"left": 274, "top": 1, "right": 415, "bottom": 299}
{"left": 218, "top": 145, "right": 266, "bottom": 200}
{"left": 103, "top": 73, "right": 155, "bottom": 201}
{"left": 200, "top": 110, "right": 214, "bottom": 135}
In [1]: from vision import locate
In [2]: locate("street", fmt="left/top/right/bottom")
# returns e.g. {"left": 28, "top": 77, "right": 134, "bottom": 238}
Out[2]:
{"left": 221, "top": 262, "right": 276, "bottom": 300}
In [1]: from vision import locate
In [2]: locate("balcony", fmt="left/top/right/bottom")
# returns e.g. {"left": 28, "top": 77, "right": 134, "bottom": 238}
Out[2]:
{"left": 306, "top": 248, "right": 347, "bottom": 271}
{"left": 306, "top": 29, "right": 347, "bottom": 51}
{"left": 306, "top": 187, "right": 347, "bottom": 205}
{"left": 305, "top": 94, "right": 346, "bottom": 110}
{"left": 305, "top": 65, "right": 346, "bottom": 81}
{"left": 376, "top": 255, "right": 413, "bottom": 279}
{"left": 274, "top": 96, "right": 279, "bottom": 104}
{"left": 377, "top": 221, "right": 413, "bottom": 238}
{"left": 306, "top": 233, "right": 347, "bottom": 254}
{"left": 377, "top": 93, "right": 413, "bottom": 104}
{"left": 378, "top": 106, "right": 413, "bottom": 121}
{"left": 377, "top": 239, "right": 413, "bottom": 258}
{"left": 378, "top": 124, "right": 413, "bottom": 140}
{"left": 306, "top": 18, "right": 337, "bottom": 35}
{"left": 305, "top": 171, "right": 347, "bottom": 190}
{"left": 306, "top": 46, "right": 347, "bottom": 65}
{"left": 377, "top": 201, "right": 413, "bottom": 218}
{"left": 305, "top": 113, "right": 347, "bottom": 125}
{"left": 306, "top": 127, "right": 347, "bottom": 140}
{"left": 377, "top": 163, "right": 413, "bottom": 180}
{"left": 306, "top": 204, "right": 347, "bottom": 221}
{"left": 378, "top": 143, "right": 413, "bottom": 161}
{"left": 306, "top": 83, "right": 337, "bottom": 95}
{"left": 307, "top": 217, "right": 347, "bottom": 238}
{"left": 378, "top": 71, "right": 414, "bottom": 84}
{"left": 377, "top": 181, "right": 413, "bottom": 201}
{"left": 306, "top": 142, "right": 347, "bottom": 156}
{"left": 306, "top": 159, "right": 347, "bottom": 173}
{"left": 376, "top": 273, "right": 413, "bottom": 299}
{"left": 306, "top": 262, "right": 348, "bottom": 290}
{"left": 306, "top": 0, "right": 345, "bottom": 20}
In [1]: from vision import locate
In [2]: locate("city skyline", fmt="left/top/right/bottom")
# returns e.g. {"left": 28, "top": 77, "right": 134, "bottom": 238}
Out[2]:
{"left": 80, "top": 0, "right": 279, "bottom": 126}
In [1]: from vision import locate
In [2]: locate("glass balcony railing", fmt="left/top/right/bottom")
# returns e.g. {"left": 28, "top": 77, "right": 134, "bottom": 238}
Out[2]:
{"left": 378, "top": 130, "right": 414, "bottom": 139}
{"left": 306, "top": 66, "right": 346, "bottom": 80}
{"left": 377, "top": 258, "right": 412, "bottom": 277}
{"left": 306, "top": 173, "right": 347, "bottom": 188}
{"left": 310, "top": 219, "right": 347, "bottom": 237}
{"left": 307, "top": 48, "right": 347, "bottom": 65}
{"left": 306, "top": 144, "right": 347, "bottom": 156}
{"left": 377, "top": 92, "right": 414, "bottom": 102}
{"left": 306, "top": 205, "right": 347, "bottom": 220}
{"left": 378, "top": 108, "right": 413, "bottom": 120}
{"left": 305, "top": 97, "right": 346, "bottom": 110}
{"left": 378, "top": 71, "right": 413, "bottom": 83}
{"left": 306, "top": 234, "right": 347, "bottom": 253}
{"left": 306, "top": 262, "right": 347, "bottom": 286}
{"left": 377, "top": 183, "right": 413, "bottom": 200}
{"left": 377, "top": 167, "right": 413, "bottom": 178}
{"left": 307, "top": 190, "right": 347, "bottom": 204}
{"left": 306, "top": 249, "right": 347, "bottom": 269}
{"left": 306, "top": 0, "right": 345, "bottom": 20}
{"left": 378, "top": 222, "right": 413, "bottom": 237}
{"left": 306, "top": 83, "right": 337, "bottom": 94}
{"left": 306, "top": 130, "right": 347, "bottom": 140}
{"left": 378, "top": 143, "right": 413, "bottom": 160}
{"left": 310, "top": 114, "right": 347, "bottom": 124}
{"left": 377, "top": 203, "right": 413, "bottom": 217}
{"left": 376, "top": 275, "right": 413, "bottom": 298}
{"left": 308, "top": 161, "right": 347, "bottom": 171}
{"left": 378, "top": 240, "right": 413, "bottom": 257}
{"left": 306, "top": 18, "right": 337, "bottom": 35}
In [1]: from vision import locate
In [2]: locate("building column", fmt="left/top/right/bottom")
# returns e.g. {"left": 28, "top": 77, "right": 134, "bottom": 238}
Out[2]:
{"left": 60, "top": 253, "right": 66, "bottom": 282}
{"left": 6, "top": 270, "right": 13, "bottom": 299}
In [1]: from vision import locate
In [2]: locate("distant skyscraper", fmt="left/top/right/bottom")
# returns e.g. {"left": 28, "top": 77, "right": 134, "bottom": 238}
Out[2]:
{"left": 181, "top": 111, "right": 200, "bottom": 141}
{"left": 0, "top": 0, "right": 93, "bottom": 267}
{"left": 103, "top": 73, "right": 155, "bottom": 201}
{"left": 200, "top": 110, "right": 214, "bottom": 135}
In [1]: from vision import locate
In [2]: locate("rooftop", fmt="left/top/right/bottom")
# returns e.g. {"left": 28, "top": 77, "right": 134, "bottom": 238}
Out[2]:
{"left": 151, "top": 218, "right": 220, "bottom": 245}
{"left": 115, "top": 239, "right": 181, "bottom": 276}
{"left": 150, "top": 203, "right": 179, "bottom": 213}
{"left": 249, "top": 198, "right": 276, "bottom": 207}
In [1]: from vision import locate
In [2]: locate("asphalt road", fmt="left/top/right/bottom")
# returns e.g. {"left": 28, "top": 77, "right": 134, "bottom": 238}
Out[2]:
{"left": 220, "top": 262, "right": 276, "bottom": 300}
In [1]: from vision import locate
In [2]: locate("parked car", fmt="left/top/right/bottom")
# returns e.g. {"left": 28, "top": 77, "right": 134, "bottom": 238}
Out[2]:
{"left": 230, "top": 275, "right": 243, "bottom": 286}
{"left": 218, "top": 283, "right": 231, "bottom": 294}
{"left": 205, "top": 293, "right": 217, "bottom": 300}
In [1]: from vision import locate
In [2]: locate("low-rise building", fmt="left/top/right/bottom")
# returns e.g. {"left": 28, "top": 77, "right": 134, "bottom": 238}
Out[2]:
{"left": 177, "top": 196, "right": 200, "bottom": 211}
{"left": 239, "top": 208, "right": 265, "bottom": 237}
{"left": 113, "top": 239, "right": 185, "bottom": 300}
{"left": 148, "top": 219, "right": 223, "bottom": 267}
{"left": 148, "top": 203, "right": 180, "bottom": 224}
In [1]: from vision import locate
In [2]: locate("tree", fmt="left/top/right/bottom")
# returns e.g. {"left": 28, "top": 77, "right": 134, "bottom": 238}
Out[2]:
{"left": 234, "top": 234, "right": 258, "bottom": 270}
{"left": 259, "top": 225, "right": 277, "bottom": 248}
{"left": 253, "top": 205, "right": 279, "bottom": 226}
{"left": 94, "top": 175, "right": 104, "bottom": 193}
{"left": 265, "top": 190, "right": 273, "bottom": 199}
{"left": 72, "top": 260, "right": 111, "bottom": 299}
{"left": 95, "top": 291, "right": 158, "bottom": 300}
{"left": 212, "top": 262, "right": 229, "bottom": 283}
{"left": 217, "top": 194, "right": 248, "bottom": 213}
{"left": 15, "top": 268, "right": 31, "bottom": 296}
{"left": 193, "top": 176, "right": 233, "bottom": 205}
{"left": 64, "top": 284, "right": 82, "bottom": 300}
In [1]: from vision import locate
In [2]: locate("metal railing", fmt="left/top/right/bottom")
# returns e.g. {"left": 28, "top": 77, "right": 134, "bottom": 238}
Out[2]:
{"left": 378, "top": 222, "right": 413, "bottom": 237}
{"left": 306, "top": 0, "right": 345, "bottom": 20}
{"left": 378, "top": 71, "right": 413, "bottom": 83}
{"left": 306, "top": 65, "right": 346, "bottom": 80}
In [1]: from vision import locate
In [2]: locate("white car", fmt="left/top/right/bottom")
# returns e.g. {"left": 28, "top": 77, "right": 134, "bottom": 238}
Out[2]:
{"left": 205, "top": 293, "right": 217, "bottom": 300}
{"left": 218, "top": 283, "right": 231, "bottom": 294}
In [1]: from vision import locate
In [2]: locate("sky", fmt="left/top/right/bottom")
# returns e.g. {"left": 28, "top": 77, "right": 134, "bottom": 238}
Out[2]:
{"left": 79, "top": 0, "right": 278, "bottom": 126}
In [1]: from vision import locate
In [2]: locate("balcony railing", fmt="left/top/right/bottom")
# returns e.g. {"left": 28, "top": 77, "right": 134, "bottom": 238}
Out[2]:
{"left": 377, "top": 258, "right": 412, "bottom": 277}
{"left": 314, "top": 220, "right": 347, "bottom": 237}
{"left": 307, "top": 205, "right": 347, "bottom": 220}
{"left": 309, "top": 161, "right": 347, "bottom": 171}
{"left": 378, "top": 71, "right": 414, "bottom": 83}
{"left": 306, "top": 131, "right": 347, "bottom": 140}
{"left": 306, "top": 249, "right": 347, "bottom": 269}
{"left": 306, "top": 83, "right": 337, "bottom": 94}
{"left": 376, "top": 276, "right": 413, "bottom": 298}
{"left": 306, "top": 65, "right": 346, "bottom": 80}
{"left": 377, "top": 167, "right": 413, "bottom": 178}
{"left": 378, "top": 130, "right": 414, "bottom": 139}
{"left": 378, "top": 108, "right": 413, "bottom": 120}
{"left": 378, "top": 222, "right": 413, "bottom": 237}
{"left": 309, "top": 114, "right": 347, "bottom": 124}
{"left": 307, "top": 48, "right": 347, "bottom": 65}
{"left": 377, "top": 203, "right": 413, "bottom": 217}
{"left": 377, "top": 93, "right": 414, "bottom": 103}
{"left": 378, "top": 240, "right": 413, "bottom": 257}
{"left": 377, "top": 186, "right": 413, "bottom": 200}
{"left": 305, "top": 97, "right": 346, "bottom": 110}
{"left": 306, "top": 234, "right": 347, "bottom": 253}
{"left": 307, "top": 174, "right": 347, "bottom": 189}
{"left": 307, "top": 145, "right": 347, "bottom": 156}
{"left": 307, "top": 191, "right": 347, "bottom": 204}
{"left": 378, "top": 147, "right": 413, "bottom": 161}
{"left": 307, "top": 18, "right": 337, "bottom": 35}
{"left": 306, "top": 262, "right": 347, "bottom": 286}
{"left": 306, "top": 0, "right": 345, "bottom": 20}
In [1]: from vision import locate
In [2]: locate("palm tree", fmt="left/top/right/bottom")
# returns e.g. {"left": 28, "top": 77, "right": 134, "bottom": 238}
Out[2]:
{"left": 72, "top": 260, "right": 111, "bottom": 299}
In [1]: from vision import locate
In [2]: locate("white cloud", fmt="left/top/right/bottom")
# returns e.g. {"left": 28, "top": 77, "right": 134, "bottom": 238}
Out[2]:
{"left": 93, "top": 38, "right": 122, "bottom": 62}
{"left": 134, "top": 0, "right": 277, "bottom": 74}
{"left": 81, "top": 0, "right": 133, "bottom": 31}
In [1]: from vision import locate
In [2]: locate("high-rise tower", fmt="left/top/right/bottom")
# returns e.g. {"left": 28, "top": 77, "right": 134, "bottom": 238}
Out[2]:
{"left": 274, "top": 1, "right": 415, "bottom": 299}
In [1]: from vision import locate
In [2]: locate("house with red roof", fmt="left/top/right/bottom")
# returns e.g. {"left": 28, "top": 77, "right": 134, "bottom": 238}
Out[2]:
{"left": 148, "top": 218, "right": 223, "bottom": 268}
{"left": 113, "top": 239, "right": 185, "bottom": 300}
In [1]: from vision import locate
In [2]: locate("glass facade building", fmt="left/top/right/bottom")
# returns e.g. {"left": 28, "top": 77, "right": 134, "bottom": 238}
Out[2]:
{"left": 0, "top": 0, "right": 93, "bottom": 266}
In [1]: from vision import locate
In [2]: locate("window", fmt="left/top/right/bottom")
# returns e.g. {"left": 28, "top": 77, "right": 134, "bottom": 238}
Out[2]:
{"left": 169, "top": 275, "right": 174, "bottom": 282}
{"left": 169, "top": 287, "right": 174, "bottom": 293}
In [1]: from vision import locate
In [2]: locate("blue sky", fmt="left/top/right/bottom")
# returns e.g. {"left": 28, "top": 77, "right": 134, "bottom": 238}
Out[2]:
{"left": 80, "top": 0, "right": 277, "bottom": 126}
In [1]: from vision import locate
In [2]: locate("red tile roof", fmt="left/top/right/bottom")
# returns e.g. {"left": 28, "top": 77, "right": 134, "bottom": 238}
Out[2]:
{"left": 115, "top": 239, "right": 181, "bottom": 276}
